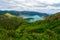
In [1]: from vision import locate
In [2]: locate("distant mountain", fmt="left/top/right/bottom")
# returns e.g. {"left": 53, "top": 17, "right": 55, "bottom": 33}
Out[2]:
{"left": 19, "top": 11, "right": 49, "bottom": 17}
{"left": 0, "top": 10, "right": 49, "bottom": 17}
{"left": 0, "top": 10, "right": 19, "bottom": 16}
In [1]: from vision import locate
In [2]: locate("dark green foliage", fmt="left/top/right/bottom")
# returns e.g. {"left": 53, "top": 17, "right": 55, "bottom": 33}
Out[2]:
{"left": 0, "top": 14, "right": 25, "bottom": 30}
{"left": 0, "top": 12, "right": 60, "bottom": 40}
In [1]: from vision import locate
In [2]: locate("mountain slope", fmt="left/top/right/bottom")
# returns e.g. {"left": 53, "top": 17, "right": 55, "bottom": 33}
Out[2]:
{"left": 47, "top": 12, "right": 60, "bottom": 20}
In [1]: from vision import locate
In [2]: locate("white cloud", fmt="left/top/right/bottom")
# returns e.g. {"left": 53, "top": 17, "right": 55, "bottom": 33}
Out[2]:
{"left": 0, "top": 0, "right": 60, "bottom": 14}
{"left": 38, "top": 0, "right": 60, "bottom": 4}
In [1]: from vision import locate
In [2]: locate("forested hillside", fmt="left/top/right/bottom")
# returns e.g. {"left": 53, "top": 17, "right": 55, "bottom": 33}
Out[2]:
{"left": 0, "top": 12, "right": 60, "bottom": 40}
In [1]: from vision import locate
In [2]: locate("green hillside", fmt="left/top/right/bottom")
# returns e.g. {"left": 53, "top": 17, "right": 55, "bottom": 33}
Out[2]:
{"left": 47, "top": 12, "right": 60, "bottom": 20}
{"left": 0, "top": 12, "right": 60, "bottom": 40}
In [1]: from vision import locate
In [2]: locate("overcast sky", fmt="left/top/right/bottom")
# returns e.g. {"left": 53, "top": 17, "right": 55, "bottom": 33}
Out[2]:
{"left": 0, "top": 0, "right": 60, "bottom": 14}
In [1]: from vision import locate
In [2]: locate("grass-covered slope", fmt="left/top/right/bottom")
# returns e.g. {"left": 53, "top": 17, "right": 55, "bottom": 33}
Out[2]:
{"left": 47, "top": 12, "right": 60, "bottom": 20}
{"left": 0, "top": 12, "right": 60, "bottom": 40}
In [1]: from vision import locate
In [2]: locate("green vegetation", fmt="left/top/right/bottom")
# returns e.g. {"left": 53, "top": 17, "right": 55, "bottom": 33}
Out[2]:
{"left": 0, "top": 12, "right": 60, "bottom": 40}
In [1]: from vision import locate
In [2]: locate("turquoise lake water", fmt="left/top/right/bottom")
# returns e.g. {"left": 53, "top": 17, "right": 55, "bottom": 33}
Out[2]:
{"left": 20, "top": 15, "right": 44, "bottom": 22}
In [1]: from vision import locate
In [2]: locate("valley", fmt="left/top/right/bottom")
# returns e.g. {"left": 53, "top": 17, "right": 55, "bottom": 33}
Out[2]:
{"left": 0, "top": 11, "right": 60, "bottom": 40}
